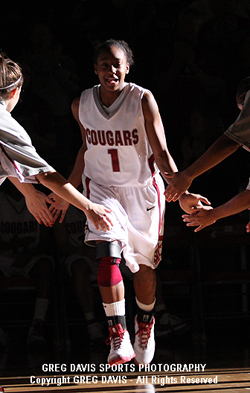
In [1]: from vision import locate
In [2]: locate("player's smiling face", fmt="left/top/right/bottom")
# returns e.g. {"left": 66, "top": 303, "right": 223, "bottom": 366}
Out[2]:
{"left": 94, "top": 46, "right": 130, "bottom": 94}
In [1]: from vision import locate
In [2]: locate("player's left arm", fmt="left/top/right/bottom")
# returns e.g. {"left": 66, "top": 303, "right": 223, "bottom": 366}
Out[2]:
{"left": 142, "top": 91, "right": 210, "bottom": 213}
{"left": 142, "top": 90, "right": 178, "bottom": 179}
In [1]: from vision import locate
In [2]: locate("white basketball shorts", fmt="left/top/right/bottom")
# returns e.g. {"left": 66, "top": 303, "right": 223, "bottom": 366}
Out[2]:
{"left": 83, "top": 173, "right": 165, "bottom": 273}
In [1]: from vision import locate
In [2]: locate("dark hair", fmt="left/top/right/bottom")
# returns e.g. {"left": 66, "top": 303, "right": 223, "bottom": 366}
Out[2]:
{"left": 94, "top": 39, "right": 134, "bottom": 66}
{"left": 0, "top": 53, "right": 23, "bottom": 99}
{"left": 236, "top": 77, "right": 250, "bottom": 107}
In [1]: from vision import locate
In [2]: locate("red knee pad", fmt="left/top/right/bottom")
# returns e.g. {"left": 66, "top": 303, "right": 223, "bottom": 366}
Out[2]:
{"left": 97, "top": 257, "right": 122, "bottom": 287}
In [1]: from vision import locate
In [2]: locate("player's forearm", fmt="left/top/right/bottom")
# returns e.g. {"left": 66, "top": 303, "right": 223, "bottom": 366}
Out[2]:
{"left": 155, "top": 151, "right": 178, "bottom": 182}
{"left": 185, "top": 134, "right": 239, "bottom": 181}
{"left": 36, "top": 171, "right": 91, "bottom": 212}
{"left": 212, "top": 189, "right": 250, "bottom": 221}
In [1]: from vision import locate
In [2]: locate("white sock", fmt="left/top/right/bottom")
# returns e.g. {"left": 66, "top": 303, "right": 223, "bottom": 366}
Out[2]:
{"left": 103, "top": 299, "right": 125, "bottom": 317}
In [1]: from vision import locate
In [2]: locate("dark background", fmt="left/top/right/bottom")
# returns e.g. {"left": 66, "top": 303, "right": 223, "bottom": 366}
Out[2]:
{"left": 1, "top": 0, "right": 250, "bottom": 376}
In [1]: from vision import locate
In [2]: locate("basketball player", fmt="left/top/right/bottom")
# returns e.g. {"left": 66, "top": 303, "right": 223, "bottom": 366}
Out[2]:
{"left": 51, "top": 39, "right": 210, "bottom": 366}
{"left": 165, "top": 77, "right": 250, "bottom": 203}
{"left": 0, "top": 52, "right": 112, "bottom": 232}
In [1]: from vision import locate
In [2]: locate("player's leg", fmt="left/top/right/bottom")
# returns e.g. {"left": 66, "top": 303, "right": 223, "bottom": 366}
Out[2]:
{"left": 133, "top": 264, "right": 156, "bottom": 366}
{"left": 96, "top": 240, "right": 135, "bottom": 365}
{"left": 70, "top": 257, "right": 104, "bottom": 348}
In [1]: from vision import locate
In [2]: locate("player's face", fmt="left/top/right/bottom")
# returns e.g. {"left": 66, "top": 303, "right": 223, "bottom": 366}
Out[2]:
{"left": 94, "top": 46, "right": 129, "bottom": 94}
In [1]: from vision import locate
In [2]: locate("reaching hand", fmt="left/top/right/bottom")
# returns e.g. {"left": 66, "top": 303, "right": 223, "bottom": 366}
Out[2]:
{"left": 164, "top": 171, "right": 193, "bottom": 202}
{"left": 48, "top": 192, "right": 113, "bottom": 231}
{"left": 178, "top": 192, "right": 211, "bottom": 214}
{"left": 182, "top": 206, "right": 215, "bottom": 232}
{"left": 49, "top": 192, "right": 70, "bottom": 223}
{"left": 25, "top": 190, "right": 55, "bottom": 226}
{"left": 85, "top": 203, "right": 113, "bottom": 232}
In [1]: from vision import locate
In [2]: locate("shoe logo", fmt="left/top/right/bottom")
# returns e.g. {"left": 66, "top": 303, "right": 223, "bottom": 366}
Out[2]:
{"left": 147, "top": 206, "right": 155, "bottom": 211}
{"left": 142, "top": 315, "right": 150, "bottom": 323}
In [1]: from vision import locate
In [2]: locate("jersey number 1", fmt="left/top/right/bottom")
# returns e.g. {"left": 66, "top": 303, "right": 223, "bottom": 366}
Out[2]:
{"left": 108, "top": 149, "right": 120, "bottom": 172}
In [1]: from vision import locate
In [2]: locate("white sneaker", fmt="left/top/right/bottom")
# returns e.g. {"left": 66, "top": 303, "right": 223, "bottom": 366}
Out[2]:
{"left": 134, "top": 316, "right": 155, "bottom": 366}
{"left": 107, "top": 324, "right": 135, "bottom": 366}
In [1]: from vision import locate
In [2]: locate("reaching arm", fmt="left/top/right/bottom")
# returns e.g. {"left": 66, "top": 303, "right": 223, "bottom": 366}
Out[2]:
{"left": 165, "top": 134, "right": 240, "bottom": 202}
{"left": 69, "top": 97, "right": 87, "bottom": 187}
{"left": 142, "top": 91, "right": 210, "bottom": 212}
{"left": 142, "top": 90, "right": 178, "bottom": 180}
{"left": 182, "top": 189, "right": 250, "bottom": 232}
{"left": 35, "top": 171, "right": 112, "bottom": 232}
{"left": 48, "top": 97, "right": 86, "bottom": 223}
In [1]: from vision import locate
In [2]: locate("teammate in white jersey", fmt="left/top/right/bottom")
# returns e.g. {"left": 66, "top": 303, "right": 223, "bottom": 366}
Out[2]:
{"left": 0, "top": 52, "right": 112, "bottom": 232}
{"left": 52, "top": 39, "right": 210, "bottom": 366}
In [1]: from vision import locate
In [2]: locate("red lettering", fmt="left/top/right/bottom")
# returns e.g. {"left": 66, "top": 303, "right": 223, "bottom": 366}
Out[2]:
{"left": 85, "top": 129, "right": 139, "bottom": 146}
{"left": 115, "top": 131, "right": 124, "bottom": 146}
{"left": 123, "top": 131, "right": 132, "bottom": 146}
{"left": 97, "top": 130, "right": 106, "bottom": 145}
{"left": 132, "top": 129, "right": 139, "bottom": 144}
{"left": 106, "top": 131, "right": 114, "bottom": 146}
{"left": 86, "top": 129, "right": 91, "bottom": 144}
{"left": 91, "top": 130, "right": 98, "bottom": 145}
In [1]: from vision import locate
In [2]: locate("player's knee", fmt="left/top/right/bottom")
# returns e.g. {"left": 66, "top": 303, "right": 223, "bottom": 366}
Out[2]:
{"left": 96, "top": 242, "right": 122, "bottom": 287}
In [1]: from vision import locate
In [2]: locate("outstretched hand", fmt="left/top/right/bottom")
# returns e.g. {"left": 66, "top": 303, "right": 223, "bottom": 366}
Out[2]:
{"left": 48, "top": 192, "right": 113, "bottom": 231}
{"left": 178, "top": 192, "right": 211, "bottom": 214}
{"left": 85, "top": 203, "right": 113, "bottom": 232}
{"left": 25, "top": 190, "right": 55, "bottom": 227}
{"left": 182, "top": 205, "right": 214, "bottom": 232}
{"left": 49, "top": 192, "right": 70, "bottom": 223}
{"left": 164, "top": 171, "right": 193, "bottom": 202}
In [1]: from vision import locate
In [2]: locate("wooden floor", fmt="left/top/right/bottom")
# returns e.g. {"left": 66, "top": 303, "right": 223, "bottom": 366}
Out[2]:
{"left": 0, "top": 368, "right": 250, "bottom": 392}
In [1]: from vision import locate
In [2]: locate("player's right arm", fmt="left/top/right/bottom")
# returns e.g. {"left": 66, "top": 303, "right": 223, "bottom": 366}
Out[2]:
{"left": 165, "top": 134, "right": 240, "bottom": 202}
{"left": 69, "top": 97, "right": 87, "bottom": 187}
{"left": 48, "top": 97, "right": 88, "bottom": 223}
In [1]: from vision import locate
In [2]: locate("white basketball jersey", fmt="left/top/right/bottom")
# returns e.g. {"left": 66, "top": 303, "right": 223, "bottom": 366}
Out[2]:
{"left": 79, "top": 83, "right": 158, "bottom": 187}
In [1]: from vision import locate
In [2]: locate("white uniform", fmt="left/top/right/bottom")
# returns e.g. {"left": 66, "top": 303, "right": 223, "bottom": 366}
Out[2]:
{"left": 79, "top": 83, "right": 165, "bottom": 273}
{"left": 0, "top": 101, "right": 54, "bottom": 185}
